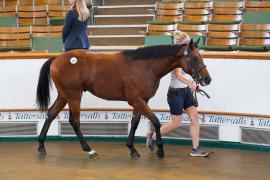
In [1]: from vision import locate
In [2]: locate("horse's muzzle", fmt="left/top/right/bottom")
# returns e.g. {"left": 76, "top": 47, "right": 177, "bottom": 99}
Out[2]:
{"left": 204, "top": 76, "right": 211, "bottom": 85}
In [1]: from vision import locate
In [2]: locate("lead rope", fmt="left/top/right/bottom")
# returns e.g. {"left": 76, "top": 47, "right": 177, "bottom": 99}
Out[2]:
{"left": 195, "top": 85, "right": 210, "bottom": 100}
{"left": 194, "top": 84, "right": 210, "bottom": 123}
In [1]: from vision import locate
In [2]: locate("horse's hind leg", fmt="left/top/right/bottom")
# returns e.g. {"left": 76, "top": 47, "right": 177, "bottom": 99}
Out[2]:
{"left": 126, "top": 110, "right": 141, "bottom": 158}
{"left": 68, "top": 98, "right": 97, "bottom": 159}
{"left": 38, "top": 95, "right": 67, "bottom": 153}
{"left": 133, "top": 99, "right": 164, "bottom": 158}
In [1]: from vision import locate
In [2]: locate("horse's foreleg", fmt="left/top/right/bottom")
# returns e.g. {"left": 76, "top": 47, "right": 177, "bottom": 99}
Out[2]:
{"left": 126, "top": 110, "right": 141, "bottom": 158}
{"left": 68, "top": 100, "right": 97, "bottom": 159}
{"left": 146, "top": 116, "right": 164, "bottom": 158}
{"left": 134, "top": 99, "right": 164, "bottom": 159}
{"left": 38, "top": 95, "right": 67, "bottom": 153}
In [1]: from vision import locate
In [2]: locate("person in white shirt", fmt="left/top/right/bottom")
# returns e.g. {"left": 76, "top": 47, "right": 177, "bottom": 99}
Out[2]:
{"left": 146, "top": 31, "right": 209, "bottom": 157}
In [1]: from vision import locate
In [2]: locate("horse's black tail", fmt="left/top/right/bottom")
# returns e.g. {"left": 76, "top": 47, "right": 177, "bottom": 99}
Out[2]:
{"left": 36, "top": 57, "right": 55, "bottom": 111}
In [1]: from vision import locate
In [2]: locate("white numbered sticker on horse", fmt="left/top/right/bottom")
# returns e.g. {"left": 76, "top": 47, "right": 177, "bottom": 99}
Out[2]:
{"left": 70, "top": 57, "right": 77, "bottom": 64}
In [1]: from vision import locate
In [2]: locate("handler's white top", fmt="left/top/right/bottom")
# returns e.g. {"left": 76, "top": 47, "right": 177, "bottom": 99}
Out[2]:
{"left": 169, "top": 69, "right": 192, "bottom": 89}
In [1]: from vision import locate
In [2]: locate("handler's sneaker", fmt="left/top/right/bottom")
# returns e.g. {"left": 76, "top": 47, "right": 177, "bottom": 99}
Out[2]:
{"left": 190, "top": 146, "right": 209, "bottom": 157}
{"left": 146, "top": 132, "right": 155, "bottom": 152}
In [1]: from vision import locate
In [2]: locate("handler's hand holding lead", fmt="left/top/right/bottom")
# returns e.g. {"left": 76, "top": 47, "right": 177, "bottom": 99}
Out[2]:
{"left": 188, "top": 81, "right": 197, "bottom": 92}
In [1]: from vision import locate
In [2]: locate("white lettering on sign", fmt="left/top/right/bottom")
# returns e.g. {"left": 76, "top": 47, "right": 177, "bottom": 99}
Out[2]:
{"left": 0, "top": 111, "right": 269, "bottom": 130}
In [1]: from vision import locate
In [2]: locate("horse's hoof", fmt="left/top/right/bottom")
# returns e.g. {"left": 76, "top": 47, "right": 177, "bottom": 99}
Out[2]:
{"left": 38, "top": 147, "right": 47, "bottom": 154}
{"left": 89, "top": 152, "right": 98, "bottom": 159}
{"left": 156, "top": 150, "right": 164, "bottom": 159}
{"left": 130, "top": 151, "right": 140, "bottom": 159}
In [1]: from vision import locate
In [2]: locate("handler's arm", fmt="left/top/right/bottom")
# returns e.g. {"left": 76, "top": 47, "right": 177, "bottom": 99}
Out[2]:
{"left": 62, "top": 10, "right": 74, "bottom": 43}
{"left": 175, "top": 68, "right": 197, "bottom": 92}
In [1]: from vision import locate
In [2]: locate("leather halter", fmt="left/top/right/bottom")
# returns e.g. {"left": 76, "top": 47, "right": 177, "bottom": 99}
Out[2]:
{"left": 184, "top": 48, "right": 210, "bottom": 106}
{"left": 186, "top": 57, "right": 207, "bottom": 85}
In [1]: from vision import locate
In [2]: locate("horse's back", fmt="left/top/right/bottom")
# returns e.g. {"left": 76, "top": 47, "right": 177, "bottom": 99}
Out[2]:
{"left": 51, "top": 49, "right": 123, "bottom": 75}
{"left": 50, "top": 49, "right": 130, "bottom": 99}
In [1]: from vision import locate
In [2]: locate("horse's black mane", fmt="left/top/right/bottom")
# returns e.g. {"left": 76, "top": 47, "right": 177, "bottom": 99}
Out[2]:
{"left": 122, "top": 44, "right": 185, "bottom": 60}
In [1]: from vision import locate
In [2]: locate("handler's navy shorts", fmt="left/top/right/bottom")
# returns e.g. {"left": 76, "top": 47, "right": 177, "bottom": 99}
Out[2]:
{"left": 167, "top": 87, "right": 195, "bottom": 115}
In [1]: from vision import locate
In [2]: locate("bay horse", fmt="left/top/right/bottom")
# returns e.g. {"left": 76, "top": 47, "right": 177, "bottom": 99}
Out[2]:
{"left": 36, "top": 40, "right": 211, "bottom": 159}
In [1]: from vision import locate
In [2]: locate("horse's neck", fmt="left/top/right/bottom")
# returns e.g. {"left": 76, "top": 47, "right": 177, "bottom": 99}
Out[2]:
{"left": 150, "top": 56, "right": 180, "bottom": 79}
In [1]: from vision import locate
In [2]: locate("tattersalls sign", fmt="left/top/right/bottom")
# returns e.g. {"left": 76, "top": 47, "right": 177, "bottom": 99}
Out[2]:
{"left": 0, "top": 110, "right": 269, "bottom": 129}
{"left": 0, "top": 113, "right": 4, "bottom": 120}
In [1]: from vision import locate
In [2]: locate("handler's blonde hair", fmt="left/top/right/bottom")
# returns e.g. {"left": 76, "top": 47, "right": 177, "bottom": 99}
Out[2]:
{"left": 72, "top": 0, "right": 91, "bottom": 22}
{"left": 173, "top": 30, "right": 190, "bottom": 45}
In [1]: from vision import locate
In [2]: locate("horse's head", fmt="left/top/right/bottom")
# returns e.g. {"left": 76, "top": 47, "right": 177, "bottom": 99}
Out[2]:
{"left": 179, "top": 39, "right": 211, "bottom": 86}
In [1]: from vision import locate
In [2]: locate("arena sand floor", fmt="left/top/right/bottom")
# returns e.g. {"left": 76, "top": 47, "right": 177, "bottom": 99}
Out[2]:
{"left": 0, "top": 141, "right": 269, "bottom": 180}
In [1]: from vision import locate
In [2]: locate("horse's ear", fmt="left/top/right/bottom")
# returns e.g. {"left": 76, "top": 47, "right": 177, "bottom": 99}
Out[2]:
{"left": 189, "top": 39, "right": 194, "bottom": 49}
{"left": 195, "top": 38, "right": 200, "bottom": 48}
